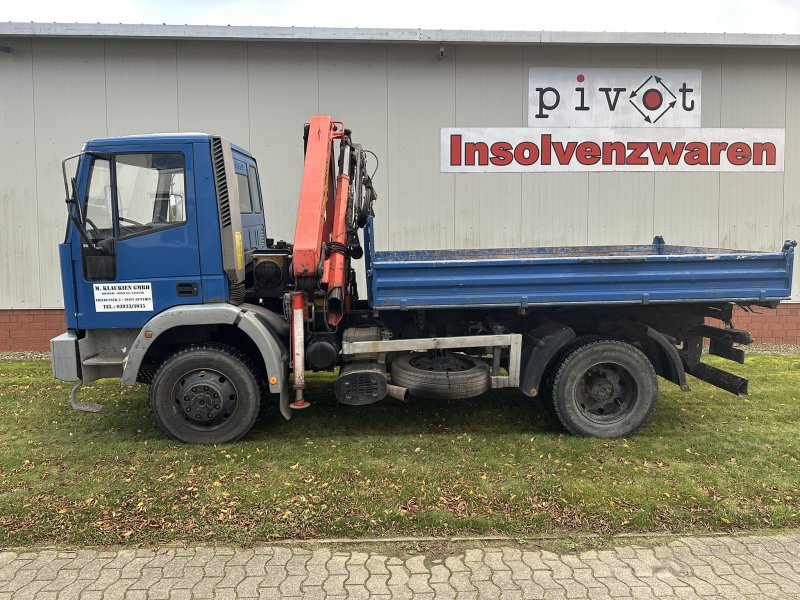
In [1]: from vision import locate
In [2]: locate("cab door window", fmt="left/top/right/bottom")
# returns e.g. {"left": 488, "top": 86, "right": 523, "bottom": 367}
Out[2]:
{"left": 84, "top": 158, "right": 113, "bottom": 242}
{"left": 116, "top": 153, "right": 186, "bottom": 238}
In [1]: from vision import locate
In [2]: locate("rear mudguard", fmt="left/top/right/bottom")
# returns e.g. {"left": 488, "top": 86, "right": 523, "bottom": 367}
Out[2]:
{"left": 519, "top": 320, "right": 575, "bottom": 397}
{"left": 519, "top": 319, "right": 690, "bottom": 397}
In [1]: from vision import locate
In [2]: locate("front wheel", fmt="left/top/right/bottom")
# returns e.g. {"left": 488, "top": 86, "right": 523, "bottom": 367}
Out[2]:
{"left": 550, "top": 339, "right": 657, "bottom": 438}
{"left": 149, "top": 344, "right": 262, "bottom": 444}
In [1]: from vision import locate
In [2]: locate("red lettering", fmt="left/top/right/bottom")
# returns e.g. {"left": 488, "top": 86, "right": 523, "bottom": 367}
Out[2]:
{"left": 490, "top": 141, "right": 513, "bottom": 166}
{"left": 514, "top": 142, "right": 539, "bottom": 166}
{"left": 450, "top": 135, "right": 462, "bottom": 166}
{"left": 552, "top": 141, "right": 577, "bottom": 165}
{"left": 684, "top": 142, "right": 707, "bottom": 165}
{"left": 602, "top": 142, "right": 626, "bottom": 165}
{"left": 465, "top": 142, "right": 489, "bottom": 166}
{"left": 576, "top": 142, "right": 601, "bottom": 165}
{"left": 710, "top": 142, "right": 728, "bottom": 165}
{"left": 648, "top": 141, "right": 685, "bottom": 165}
{"left": 626, "top": 142, "right": 648, "bottom": 165}
{"left": 752, "top": 142, "right": 777, "bottom": 165}
{"left": 727, "top": 142, "right": 750, "bottom": 166}
{"left": 541, "top": 134, "right": 551, "bottom": 165}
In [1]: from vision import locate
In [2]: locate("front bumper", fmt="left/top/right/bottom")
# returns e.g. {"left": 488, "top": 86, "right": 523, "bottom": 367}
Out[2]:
{"left": 50, "top": 331, "right": 80, "bottom": 381}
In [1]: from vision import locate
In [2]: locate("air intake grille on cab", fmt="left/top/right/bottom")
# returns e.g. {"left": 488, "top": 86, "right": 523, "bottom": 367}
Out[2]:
{"left": 212, "top": 137, "right": 231, "bottom": 228}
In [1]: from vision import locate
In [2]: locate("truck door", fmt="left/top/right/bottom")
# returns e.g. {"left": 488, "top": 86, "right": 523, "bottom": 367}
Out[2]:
{"left": 72, "top": 144, "right": 201, "bottom": 329}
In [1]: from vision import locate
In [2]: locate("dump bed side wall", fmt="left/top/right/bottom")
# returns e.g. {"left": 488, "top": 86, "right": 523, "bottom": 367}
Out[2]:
{"left": 364, "top": 219, "right": 794, "bottom": 310}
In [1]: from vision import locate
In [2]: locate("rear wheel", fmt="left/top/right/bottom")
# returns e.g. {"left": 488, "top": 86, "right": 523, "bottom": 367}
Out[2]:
{"left": 149, "top": 343, "right": 262, "bottom": 444}
{"left": 550, "top": 339, "right": 657, "bottom": 438}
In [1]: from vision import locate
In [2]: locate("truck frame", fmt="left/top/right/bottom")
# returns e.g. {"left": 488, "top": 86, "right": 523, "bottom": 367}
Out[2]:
{"left": 50, "top": 116, "right": 796, "bottom": 443}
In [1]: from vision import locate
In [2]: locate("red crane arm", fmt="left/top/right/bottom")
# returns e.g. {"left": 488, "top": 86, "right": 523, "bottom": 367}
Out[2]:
{"left": 292, "top": 115, "right": 343, "bottom": 281}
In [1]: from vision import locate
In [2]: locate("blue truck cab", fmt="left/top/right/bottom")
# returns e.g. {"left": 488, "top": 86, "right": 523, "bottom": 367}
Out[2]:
{"left": 60, "top": 134, "right": 265, "bottom": 330}
{"left": 51, "top": 122, "right": 796, "bottom": 444}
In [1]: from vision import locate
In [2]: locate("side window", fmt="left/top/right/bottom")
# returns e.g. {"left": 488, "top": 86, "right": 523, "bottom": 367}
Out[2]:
{"left": 248, "top": 165, "right": 262, "bottom": 213}
{"left": 84, "top": 158, "right": 113, "bottom": 241}
{"left": 116, "top": 153, "right": 186, "bottom": 238}
{"left": 237, "top": 172, "right": 253, "bottom": 214}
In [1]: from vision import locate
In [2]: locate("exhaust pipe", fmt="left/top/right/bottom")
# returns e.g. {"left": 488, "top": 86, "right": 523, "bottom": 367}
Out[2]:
{"left": 386, "top": 384, "right": 409, "bottom": 402}
{"left": 686, "top": 362, "right": 748, "bottom": 396}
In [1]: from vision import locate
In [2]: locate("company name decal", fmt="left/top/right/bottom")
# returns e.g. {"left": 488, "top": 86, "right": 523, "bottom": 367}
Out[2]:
{"left": 441, "top": 128, "right": 785, "bottom": 173}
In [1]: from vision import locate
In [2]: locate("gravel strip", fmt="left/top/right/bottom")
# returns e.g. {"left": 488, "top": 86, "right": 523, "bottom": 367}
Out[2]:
{"left": 0, "top": 351, "right": 52, "bottom": 361}
{"left": 744, "top": 344, "right": 800, "bottom": 355}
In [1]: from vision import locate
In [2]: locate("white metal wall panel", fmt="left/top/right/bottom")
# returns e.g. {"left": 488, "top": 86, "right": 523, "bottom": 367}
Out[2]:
{"left": 652, "top": 174, "right": 721, "bottom": 247}
{"left": 31, "top": 39, "right": 108, "bottom": 308}
{"left": 176, "top": 41, "right": 250, "bottom": 148}
{"left": 247, "top": 42, "right": 319, "bottom": 246}
{"left": 1, "top": 38, "right": 799, "bottom": 308}
{"left": 386, "top": 44, "right": 455, "bottom": 251}
{"left": 587, "top": 173, "right": 655, "bottom": 245}
{"left": 105, "top": 40, "right": 179, "bottom": 136}
{"left": 0, "top": 38, "right": 39, "bottom": 308}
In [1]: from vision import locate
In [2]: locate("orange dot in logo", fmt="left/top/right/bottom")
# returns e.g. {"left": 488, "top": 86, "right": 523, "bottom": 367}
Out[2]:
{"left": 269, "top": 376, "right": 277, "bottom": 385}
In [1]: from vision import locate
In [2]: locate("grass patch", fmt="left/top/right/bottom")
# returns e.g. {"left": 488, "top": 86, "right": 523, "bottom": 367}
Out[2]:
{"left": 1, "top": 355, "right": 799, "bottom": 547}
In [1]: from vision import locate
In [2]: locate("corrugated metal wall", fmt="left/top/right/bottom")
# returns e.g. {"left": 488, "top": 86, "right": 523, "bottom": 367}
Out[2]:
{"left": 0, "top": 38, "right": 798, "bottom": 309}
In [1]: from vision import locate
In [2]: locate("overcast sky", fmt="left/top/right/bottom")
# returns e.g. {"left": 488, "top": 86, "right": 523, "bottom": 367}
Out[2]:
{"left": 5, "top": 0, "right": 800, "bottom": 34}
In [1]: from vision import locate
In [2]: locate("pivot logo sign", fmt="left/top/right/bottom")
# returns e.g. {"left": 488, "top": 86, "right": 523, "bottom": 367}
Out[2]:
{"left": 528, "top": 68, "right": 701, "bottom": 128}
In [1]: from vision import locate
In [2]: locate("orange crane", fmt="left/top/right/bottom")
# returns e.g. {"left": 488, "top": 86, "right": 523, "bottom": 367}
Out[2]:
{"left": 289, "top": 116, "right": 374, "bottom": 408}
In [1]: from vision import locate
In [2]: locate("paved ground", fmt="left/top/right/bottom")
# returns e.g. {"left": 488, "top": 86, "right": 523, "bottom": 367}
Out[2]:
{"left": 1, "top": 533, "right": 799, "bottom": 599}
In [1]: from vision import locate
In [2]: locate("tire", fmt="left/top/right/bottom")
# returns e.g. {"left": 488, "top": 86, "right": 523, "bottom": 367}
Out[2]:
{"left": 390, "top": 352, "right": 490, "bottom": 400}
{"left": 550, "top": 338, "right": 657, "bottom": 438}
{"left": 149, "top": 343, "right": 262, "bottom": 444}
{"left": 539, "top": 335, "right": 605, "bottom": 417}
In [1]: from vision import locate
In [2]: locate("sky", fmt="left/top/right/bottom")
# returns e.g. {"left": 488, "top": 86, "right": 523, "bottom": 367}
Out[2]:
{"left": 4, "top": 0, "right": 800, "bottom": 34}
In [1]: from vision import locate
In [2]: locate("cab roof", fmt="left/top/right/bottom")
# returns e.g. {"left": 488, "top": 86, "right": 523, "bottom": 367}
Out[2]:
{"left": 84, "top": 133, "right": 253, "bottom": 159}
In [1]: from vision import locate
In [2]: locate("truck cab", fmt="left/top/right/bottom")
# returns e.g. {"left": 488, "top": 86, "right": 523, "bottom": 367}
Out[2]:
{"left": 61, "top": 134, "right": 266, "bottom": 329}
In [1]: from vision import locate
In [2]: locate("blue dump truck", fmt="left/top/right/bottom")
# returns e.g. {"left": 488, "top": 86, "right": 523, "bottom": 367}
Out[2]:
{"left": 51, "top": 116, "right": 796, "bottom": 443}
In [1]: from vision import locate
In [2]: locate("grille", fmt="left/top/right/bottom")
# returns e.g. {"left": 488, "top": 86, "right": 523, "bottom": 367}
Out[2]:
{"left": 136, "top": 368, "right": 157, "bottom": 384}
{"left": 211, "top": 136, "right": 231, "bottom": 228}
{"left": 352, "top": 374, "right": 380, "bottom": 398}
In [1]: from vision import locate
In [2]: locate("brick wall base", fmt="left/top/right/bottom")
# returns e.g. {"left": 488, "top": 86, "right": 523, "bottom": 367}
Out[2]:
{"left": 1, "top": 305, "right": 799, "bottom": 352}
{"left": 727, "top": 304, "right": 800, "bottom": 345}
{"left": 0, "top": 310, "right": 67, "bottom": 352}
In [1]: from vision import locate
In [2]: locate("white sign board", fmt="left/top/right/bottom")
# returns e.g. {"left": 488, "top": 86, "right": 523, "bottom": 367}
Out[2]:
{"left": 93, "top": 283, "right": 154, "bottom": 312}
{"left": 528, "top": 68, "right": 702, "bottom": 128}
{"left": 441, "top": 128, "right": 785, "bottom": 172}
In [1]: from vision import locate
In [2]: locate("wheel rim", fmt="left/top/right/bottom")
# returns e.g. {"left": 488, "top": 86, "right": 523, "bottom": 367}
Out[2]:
{"left": 408, "top": 354, "right": 473, "bottom": 372}
{"left": 573, "top": 362, "right": 637, "bottom": 423}
{"left": 171, "top": 368, "right": 239, "bottom": 431}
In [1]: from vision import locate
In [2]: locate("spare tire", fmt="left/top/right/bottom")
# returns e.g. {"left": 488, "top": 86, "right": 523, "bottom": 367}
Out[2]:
{"left": 390, "top": 353, "right": 490, "bottom": 400}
